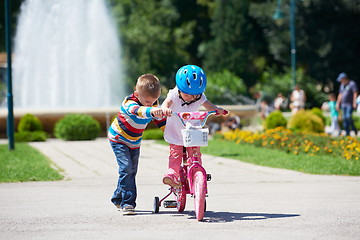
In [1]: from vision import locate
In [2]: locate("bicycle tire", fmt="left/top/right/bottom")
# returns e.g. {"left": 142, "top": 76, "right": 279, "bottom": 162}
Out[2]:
{"left": 176, "top": 185, "right": 186, "bottom": 212}
{"left": 193, "top": 171, "right": 206, "bottom": 221}
{"left": 153, "top": 197, "right": 160, "bottom": 213}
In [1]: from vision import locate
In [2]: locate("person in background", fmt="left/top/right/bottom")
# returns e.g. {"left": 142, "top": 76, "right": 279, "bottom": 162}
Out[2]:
{"left": 274, "top": 93, "right": 285, "bottom": 111}
{"left": 336, "top": 72, "right": 358, "bottom": 136}
{"left": 326, "top": 93, "right": 341, "bottom": 136}
{"left": 290, "top": 85, "right": 306, "bottom": 114}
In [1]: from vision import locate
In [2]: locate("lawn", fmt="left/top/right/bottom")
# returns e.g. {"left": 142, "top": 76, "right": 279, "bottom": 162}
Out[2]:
{"left": 201, "top": 139, "right": 360, "bottom": 176}
{"left": 0, "top": 143, "right": 64, "bottom": 183}
{"left": 157, "top": 138, "right": 359, "bottom": 175}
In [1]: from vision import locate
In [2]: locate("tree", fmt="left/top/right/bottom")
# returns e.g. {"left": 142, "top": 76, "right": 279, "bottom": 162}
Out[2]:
{"left": 0, "top": 0, "right": 23, "bottom": 52}
{"left": 172, "top": 0, "right": 213, "bottom": 65}
{"left": 250, "top": 0, "right": 360, "bottom": 91}
{"left": 108, "top": 0, "right": 194, "bottom": 91}
{"left": 202, "top": 0, "right": 269, "bottom": 89}
{"left": 297, "top": 0, "right": 360, "bottom": 89}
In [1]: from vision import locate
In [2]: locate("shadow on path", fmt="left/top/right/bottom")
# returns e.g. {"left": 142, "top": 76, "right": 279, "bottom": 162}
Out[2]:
{"left": 201, "top": 211, "right": 300, "bottom": 223}
{"left": 138, "top": 209, "right": 300, "bottom": 223}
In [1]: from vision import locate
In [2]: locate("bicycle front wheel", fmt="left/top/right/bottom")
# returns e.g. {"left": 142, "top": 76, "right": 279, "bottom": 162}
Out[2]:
{"left": 176, "top": 185, "right": 186, "bottom": 212}
{"left": 193, "top": 171, "right": 206, "bottom": 221}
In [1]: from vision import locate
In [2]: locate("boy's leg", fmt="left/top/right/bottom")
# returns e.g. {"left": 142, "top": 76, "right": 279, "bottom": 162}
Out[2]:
{"left": 110, "top": 141, "right": 140, "bottom": 208}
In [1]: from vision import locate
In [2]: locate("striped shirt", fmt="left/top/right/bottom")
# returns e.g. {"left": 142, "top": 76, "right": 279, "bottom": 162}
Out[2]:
{"left": 108, "top": 93, "right": 166, "bottom": 149}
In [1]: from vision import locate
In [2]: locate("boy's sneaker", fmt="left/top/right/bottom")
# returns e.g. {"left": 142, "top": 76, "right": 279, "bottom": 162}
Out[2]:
{"left": 163, "top": 174, "right": 181, "bottom": 188}
{"left": 122, "top": 205, "right": 136, "bottom": 215}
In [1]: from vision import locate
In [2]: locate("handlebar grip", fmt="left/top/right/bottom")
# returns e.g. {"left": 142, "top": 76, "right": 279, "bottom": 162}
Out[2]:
{"left": 215, "top": 109, "right": 229, "bottom": 115}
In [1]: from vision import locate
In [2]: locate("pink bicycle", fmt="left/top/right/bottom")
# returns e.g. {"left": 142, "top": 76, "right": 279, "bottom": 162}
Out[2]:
{"left": 153, "top": 110, "right": 227, "bottom": 221}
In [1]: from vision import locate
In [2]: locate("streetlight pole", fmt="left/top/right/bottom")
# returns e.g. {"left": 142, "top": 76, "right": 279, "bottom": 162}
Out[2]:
{"left": 4, "top": 0, "right": 15, "bottom": 150}
{"left": 290, "top": 0, "right": 296, "bottom": 89}
{"left": 273, "top": 0, "right": 297, "bottom": 89}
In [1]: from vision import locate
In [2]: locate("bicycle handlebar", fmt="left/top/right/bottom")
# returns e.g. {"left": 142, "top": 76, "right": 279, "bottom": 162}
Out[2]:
{"left": 171, "top": 110, "right": 228, "bottom": 128}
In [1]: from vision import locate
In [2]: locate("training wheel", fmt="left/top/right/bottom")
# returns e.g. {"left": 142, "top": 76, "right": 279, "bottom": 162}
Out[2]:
{"left": 153, "top": 197, "right": 160, "bottom": 213}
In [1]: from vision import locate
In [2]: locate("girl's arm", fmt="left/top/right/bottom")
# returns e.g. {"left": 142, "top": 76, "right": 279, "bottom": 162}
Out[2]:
{"left": 202, "top": 100, "right": 226, "bottom": 114}
{"left": 161, "top": 98, "right": 173, "bottom": 117}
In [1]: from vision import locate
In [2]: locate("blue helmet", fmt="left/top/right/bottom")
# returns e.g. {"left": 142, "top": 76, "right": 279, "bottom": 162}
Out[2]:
{"left": 175, "top": 65, "right": 207, "bottom": 95}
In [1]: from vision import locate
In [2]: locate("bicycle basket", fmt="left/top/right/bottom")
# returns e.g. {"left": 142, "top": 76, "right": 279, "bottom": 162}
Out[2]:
{"left": 181, "top": 128, "right": 209, "bottom": 147}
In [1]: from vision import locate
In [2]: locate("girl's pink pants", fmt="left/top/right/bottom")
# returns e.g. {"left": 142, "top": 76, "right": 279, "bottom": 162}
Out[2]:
{"left": 167, "top": 144, "right": 202, "bottom": 178}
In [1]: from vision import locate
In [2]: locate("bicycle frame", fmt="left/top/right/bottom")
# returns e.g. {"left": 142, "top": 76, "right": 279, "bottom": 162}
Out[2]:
{"left": 182, "top": 148, "right": 207, "bottom": 195}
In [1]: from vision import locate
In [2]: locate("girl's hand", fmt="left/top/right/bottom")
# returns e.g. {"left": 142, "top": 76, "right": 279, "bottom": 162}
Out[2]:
{"left": 161, "top": 107, "right": 172, "bottom": 117}
{"left": 216, "top": 108, "right": 228, "bottom": 115}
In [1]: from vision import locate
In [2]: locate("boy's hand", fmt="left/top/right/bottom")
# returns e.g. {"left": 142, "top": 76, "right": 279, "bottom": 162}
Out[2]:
{"left": 215, "top": 107, "right": 228, "bottom": 115}
{"left": 161, "top": 107, "right": 172, "bottom": 117}
{"left": 151, "top": 108, "right": 164, "bottom": 118}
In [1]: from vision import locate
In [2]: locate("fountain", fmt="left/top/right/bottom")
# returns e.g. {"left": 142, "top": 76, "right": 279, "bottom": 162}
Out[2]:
{"left": 13, "top": 0, "right": 124, "bottom": 109}
{"left": 0, "top": 0, "right": 125, "bottom": 137}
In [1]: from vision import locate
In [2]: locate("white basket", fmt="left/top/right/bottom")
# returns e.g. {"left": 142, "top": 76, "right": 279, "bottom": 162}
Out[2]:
{"left": 181, "top": 128, "right": 209, "bottom": 147}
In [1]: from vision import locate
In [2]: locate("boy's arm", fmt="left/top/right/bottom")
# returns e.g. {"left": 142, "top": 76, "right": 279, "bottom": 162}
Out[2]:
{"left": 202, "top": 100, "right": 226, "bottom": 114}
{"left": 153, "top": 117, "right": 166, "bottom": 131}
{"left": 125, "top": 100, "right": 161, "bottom": 118}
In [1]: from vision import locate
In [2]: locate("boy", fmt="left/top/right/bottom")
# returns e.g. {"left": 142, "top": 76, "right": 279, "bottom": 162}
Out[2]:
{"left": 108, "top": 74, "right": 165, "bottom": 215}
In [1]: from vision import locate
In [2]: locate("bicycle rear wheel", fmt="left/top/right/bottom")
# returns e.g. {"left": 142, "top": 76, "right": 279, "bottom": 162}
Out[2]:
{"left": 193, "top": 171, "right": 206, "bottom": 221}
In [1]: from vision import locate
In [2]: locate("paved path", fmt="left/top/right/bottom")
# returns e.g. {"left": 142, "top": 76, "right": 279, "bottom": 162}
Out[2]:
{"left": 0, "top": 138, "right": 359, "bottom": 240}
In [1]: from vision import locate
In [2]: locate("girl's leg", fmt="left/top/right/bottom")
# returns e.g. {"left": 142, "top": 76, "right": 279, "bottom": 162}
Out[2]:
{"left": 163, "top": 144, "right": 184, "bottom": 187}
{"left": 329, "top": 117, "right": 335, "bottom": 133}
{"left": 187, "top": 147, "right": 202, "bottom": 165}
{"left": 334, "top": 116, "right": 341, "bottom": 132}
{"left": 167, "top": 144, "right": 184, "bottom": 177}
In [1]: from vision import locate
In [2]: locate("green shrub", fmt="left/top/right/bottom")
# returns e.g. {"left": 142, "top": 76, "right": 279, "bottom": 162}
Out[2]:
{"left": 264, "top": 111, "right": 287, "bottom": 130}
{"left": 142, "top": 128, "right": 164, "bottom": 140}
{"left": 311, "top": 107, "right": 326, "bottom": 126}
{"left": 54, "top": 114, "right": 101, "bottom": 141}
{"left": 18, "top": 114, "right": 43, "bottom": 132}
{"left": 354, "top": 116, "right": 360, "bottom": 130}
{"left": 288, "top": 110, "right": 324, "bottom": 133}
{"left": 15, "top": 131, "right": 47, "bottom": 142}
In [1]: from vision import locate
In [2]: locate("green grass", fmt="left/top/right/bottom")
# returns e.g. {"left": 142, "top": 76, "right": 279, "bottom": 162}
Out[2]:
{"left": 0, "top": 143, "right": 64, "bottom": 183}
{"left": 202, "top": 140, "right": 360, "bottom": 176}
{"left": 157, "top": 139, "right": 360, "bottom": 175}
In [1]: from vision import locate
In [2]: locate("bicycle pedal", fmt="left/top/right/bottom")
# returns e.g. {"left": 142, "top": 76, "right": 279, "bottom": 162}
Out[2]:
{"left": 163, "top": 200, "right": 177, "bottom": 208}
{"left": 206, "top": 174, "right": 212, "bottom": 181}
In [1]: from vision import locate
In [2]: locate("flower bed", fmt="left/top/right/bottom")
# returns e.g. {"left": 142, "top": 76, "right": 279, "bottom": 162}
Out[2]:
{"left": 222, "top": 127, "right": 360, "bottom": 160}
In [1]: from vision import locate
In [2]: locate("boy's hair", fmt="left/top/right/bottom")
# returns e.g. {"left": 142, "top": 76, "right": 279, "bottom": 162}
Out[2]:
{"left": 136, "top": 74, "right": 161, "bottom": 97}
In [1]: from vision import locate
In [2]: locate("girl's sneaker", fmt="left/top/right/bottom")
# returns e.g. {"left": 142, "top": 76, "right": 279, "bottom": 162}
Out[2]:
{"left": 122, "top": 205, "right": 135, "bottom": 215}
{"left": 162, "top": 174, "right": 181, "bottom": 188}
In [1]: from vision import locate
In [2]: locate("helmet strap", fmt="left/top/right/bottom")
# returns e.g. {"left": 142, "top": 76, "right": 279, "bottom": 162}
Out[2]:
{"left": 178, "top": 90, "right": 201, "bottom": 106}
